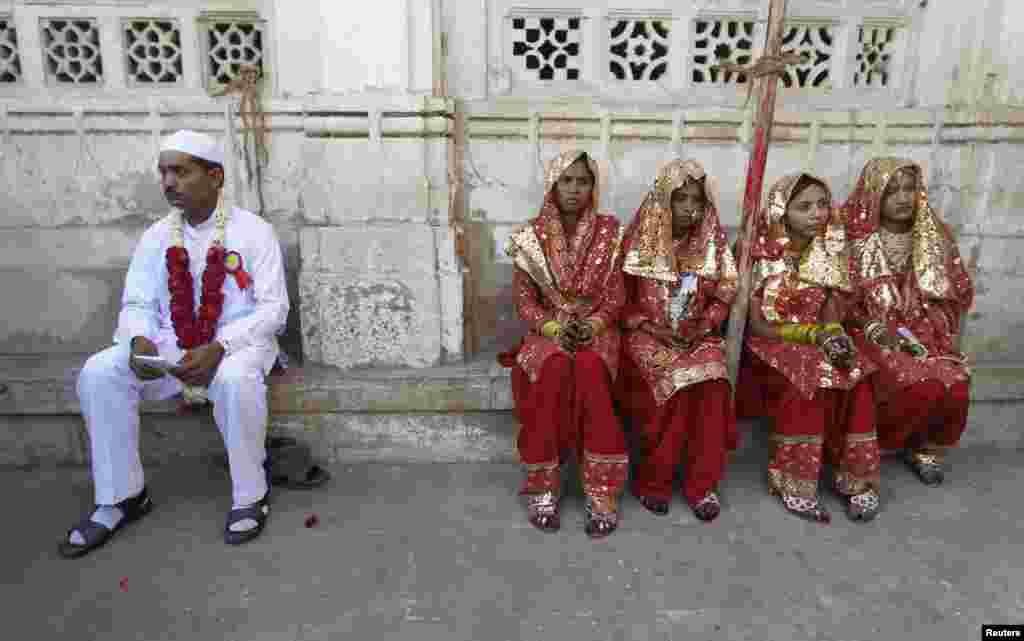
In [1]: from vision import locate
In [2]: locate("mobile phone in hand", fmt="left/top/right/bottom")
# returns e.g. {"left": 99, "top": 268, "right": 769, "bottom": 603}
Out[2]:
{"left": 132, "top": 355, "right": 179, "bottom": 372}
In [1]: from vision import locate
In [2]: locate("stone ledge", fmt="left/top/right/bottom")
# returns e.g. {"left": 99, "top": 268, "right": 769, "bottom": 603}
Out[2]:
{"left": 0, "top": 354, "right": 514, "bottom": 416}
{"left": 0, "top": 354, "right": 1021, "bottom": 467}
{"left": 2, "top": 354, "right": 1021, "bottom": 414}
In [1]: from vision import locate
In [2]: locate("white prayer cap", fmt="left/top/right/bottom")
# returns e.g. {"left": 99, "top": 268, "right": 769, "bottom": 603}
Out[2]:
{"left": 160, "top": 129, "right": 225, "bottom": 166}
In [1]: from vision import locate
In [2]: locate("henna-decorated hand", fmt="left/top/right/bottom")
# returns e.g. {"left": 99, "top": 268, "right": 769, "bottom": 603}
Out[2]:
{"left": 821, "top": 334, "right": 856, "bottom": 369}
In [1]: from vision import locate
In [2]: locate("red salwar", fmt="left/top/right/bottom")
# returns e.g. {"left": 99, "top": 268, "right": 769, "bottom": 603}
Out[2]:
{"left": 741, "top": 354, "right": 881, "bottom": 498}
{"left": 874, "top": 379, "right": 969, "bottom": 452}
{"left": 619, "top": 360, "right": 735, "bottom": 504}
{"left": 512, "top": 351, "right": 628, "bottom": 497}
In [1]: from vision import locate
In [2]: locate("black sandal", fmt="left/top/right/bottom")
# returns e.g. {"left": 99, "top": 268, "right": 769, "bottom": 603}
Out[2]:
{"left": 638, "top": 495, "right": 670, "bottom": 516}
{"left": 58, "top": 488, "right": 153, "bottom": 559}
{"left": 906, "top": 451, "right": 944, "bottom": 486}
{"left": 224, "top": 493, "right": 270, "bottom": 546}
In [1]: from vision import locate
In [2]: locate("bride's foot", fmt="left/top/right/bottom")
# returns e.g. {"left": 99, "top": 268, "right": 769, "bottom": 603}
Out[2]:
{"left": 691, "top": 491, "right": 721, "bottom": 522}
{"left": 770, "top": 486, "right": 830, "bottom": 523}
{"left": 526, "top": 492, "right": 560, "bottom": 532}
{"left": 584, "top": 495, "right": 620, "bottom": 539}
{"left": 638, "top": 495, "right": 669, "bottom": 516}
{"left": 844, "top": 487, "right": 880, "bottom": 522}
{"left": 906, "top": 451, "right": 944, "bottom": 486}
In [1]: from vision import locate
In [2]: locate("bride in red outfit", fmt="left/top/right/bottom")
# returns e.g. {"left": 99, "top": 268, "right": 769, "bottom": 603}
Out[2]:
{"left": 738, "top": 173, "right": 881, "bottom": 523}
{"left": 617, "top": 159, "right": 739, "bottom": 521}
{"left": 843, "top": 158, "right": 974, "bottom": 486}
{"left": 500, "top": 151, "right": 629, "bottom": 539}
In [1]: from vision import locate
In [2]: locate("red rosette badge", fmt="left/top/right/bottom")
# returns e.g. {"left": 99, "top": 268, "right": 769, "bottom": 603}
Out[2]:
{"left": 224, "top": 251, "right": 251, "bottom": 290}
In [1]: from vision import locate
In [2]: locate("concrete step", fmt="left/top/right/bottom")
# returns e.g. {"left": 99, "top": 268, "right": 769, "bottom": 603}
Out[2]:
{"left": 1, "top": 353, "right": 1021, "bottom": 466}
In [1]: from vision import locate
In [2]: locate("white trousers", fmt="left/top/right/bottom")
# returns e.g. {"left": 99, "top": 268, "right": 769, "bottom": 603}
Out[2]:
{"left": 77, "top": 341, "right": 273, "bottom": 506}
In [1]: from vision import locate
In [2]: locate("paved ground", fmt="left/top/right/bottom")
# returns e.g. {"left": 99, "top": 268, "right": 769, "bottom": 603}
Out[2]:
{"left": 2, "top": 445, "right": 1022, "bottom": 641}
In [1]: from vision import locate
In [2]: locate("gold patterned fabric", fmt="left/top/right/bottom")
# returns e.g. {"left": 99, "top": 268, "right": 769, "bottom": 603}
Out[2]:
{"left": 744, "top": 174, "right": 875, "bottom": 400}
{"left": 620, "top": 159, "right": 738, "bottom": 405}
{"left": 623, "top": 158, "right": 724, "bottom": 282}
{"left": 502, "top": 151, "right": 627, "bottom": 383}
{"left": 580, "top": 451, "right": 629, "bottom": 498}
{"left": 842, "top": 158, "right": 974, "bottom": 401}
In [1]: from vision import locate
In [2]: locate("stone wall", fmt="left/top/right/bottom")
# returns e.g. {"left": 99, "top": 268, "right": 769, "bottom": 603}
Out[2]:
{"left": 458, "top": 107, "right": 1024, "bottom": 362}
{"left": 0, "top": 0, "right": 461, "bottom": 369}
{"left": 0, "top": 99, "right": 461, "bottom": 368}
{"left": 445, "top": 0, "right": 1024, "bottom": 364}
{"left": 1, "top": 0, "right": 1023, "bottom": 372}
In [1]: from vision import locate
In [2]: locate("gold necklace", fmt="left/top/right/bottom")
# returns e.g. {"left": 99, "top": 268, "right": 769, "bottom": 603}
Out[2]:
{"left": 879, "top": 227, "right": 913, "bottom": 272}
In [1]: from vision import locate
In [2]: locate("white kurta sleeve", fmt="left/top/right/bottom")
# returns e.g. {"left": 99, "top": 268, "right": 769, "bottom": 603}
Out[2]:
{"left": 215, "top": 225, "right": 290, "bottom": 355}
{"left": 113, "top": 227, "right": 163, "bottom": 345}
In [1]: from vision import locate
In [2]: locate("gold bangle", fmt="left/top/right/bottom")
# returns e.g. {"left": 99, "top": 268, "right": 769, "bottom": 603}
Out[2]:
{"left": 780, "top": 323, "right": 814, "bottom": 345}
{"left": 821, "top": 322, "right": 843, "bottom": 337}
{"left": 807, "top": 325, "right": 821, "bottom": 346}
{"left": 541, "top": 320, "right": 562, "bottom": 339}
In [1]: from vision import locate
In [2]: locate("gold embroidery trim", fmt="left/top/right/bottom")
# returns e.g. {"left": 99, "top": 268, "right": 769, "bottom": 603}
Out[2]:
{"left": 770, "top": 434, "right": 823, "bottom": 445}
{"left": 768, "top": 469, "right": 819, "bottom": 498}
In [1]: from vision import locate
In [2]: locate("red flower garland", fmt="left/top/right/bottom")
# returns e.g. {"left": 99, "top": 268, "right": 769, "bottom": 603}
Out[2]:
{"left": 166, "top": 245, "right": 227, "bottom": 349}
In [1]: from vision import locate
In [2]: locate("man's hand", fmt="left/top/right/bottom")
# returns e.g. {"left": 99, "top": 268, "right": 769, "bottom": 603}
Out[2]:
{"left": 170, "top": 342, "right": 225, "bottom": 387}
{"left": 129, "top": 336, "right": 165, "bottom": 381}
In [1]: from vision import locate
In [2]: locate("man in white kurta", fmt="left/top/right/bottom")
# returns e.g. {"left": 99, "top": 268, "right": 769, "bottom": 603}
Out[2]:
{"left": 61, "top": 130, "right": 289, "bottom": 556}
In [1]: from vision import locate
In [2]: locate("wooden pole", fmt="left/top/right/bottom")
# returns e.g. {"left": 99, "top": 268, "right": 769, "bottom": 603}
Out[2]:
{"left": 725, "top": 0, "right": 790, "bottom": 387}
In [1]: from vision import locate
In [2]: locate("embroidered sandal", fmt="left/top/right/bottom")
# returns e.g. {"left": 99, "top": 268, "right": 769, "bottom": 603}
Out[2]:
{"left": 691, "top": 491, "right": 721, "bottom": 522}
{"left": 584, "top": 495, "right": 620, "bottom": 539}
{"left": 58, "top": 487, "right": 153, "bottom": 559}
{"left": 769, "top": 485, "right": 831, "bottom": 523}
{"left": 526, "top": 491, "right": 560, "bottom": 532}
{"left": 844, "top": 487, "right": 880, "bottom": 522}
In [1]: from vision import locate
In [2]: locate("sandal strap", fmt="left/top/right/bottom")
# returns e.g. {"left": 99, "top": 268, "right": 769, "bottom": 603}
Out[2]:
{"left": 527, "top": 491, "right": 559, "bottom": 516}
{"left": 116, "top": 488, "right": 152, "bottom": 520}
{"left": 227, "top": 498, "right": 270, "bottom": 527}
{"left": 695, "top": 491, "right": 720, "bottom": 509}
{"left": 66, "top": 518, "right": 111, "bottom": 546}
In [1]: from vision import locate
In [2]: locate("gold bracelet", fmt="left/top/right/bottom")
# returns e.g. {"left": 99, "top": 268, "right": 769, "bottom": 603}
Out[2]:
{"left": 821, "top": 322, "right": 844, "bottom": 337}
{"left": 541, "top": 320, "right": 562, "bottom": 339}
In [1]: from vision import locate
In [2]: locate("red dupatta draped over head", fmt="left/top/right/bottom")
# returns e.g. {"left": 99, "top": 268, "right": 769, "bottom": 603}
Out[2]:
{"left": 842, "top": 157, "right": 974, "bottom": 317}
{"left": 623, "top": 158, "right": 736, "bottom": 299}
{"left": 515, "top": 150, "right": 621, "bottom": 314}
{"left": 744, "top": 173, "right": 875, "bottom": 400}
{"left": 749, "top": 172, "right": 851, "bottom": 296}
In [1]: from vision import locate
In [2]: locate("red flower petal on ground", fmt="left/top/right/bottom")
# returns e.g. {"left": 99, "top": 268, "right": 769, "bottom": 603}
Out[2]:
{"left": 119, "top": 577, "right": 128, "bottom": 592}
{"left": 304, "top": 514, "right": 319, "bottom": 528}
